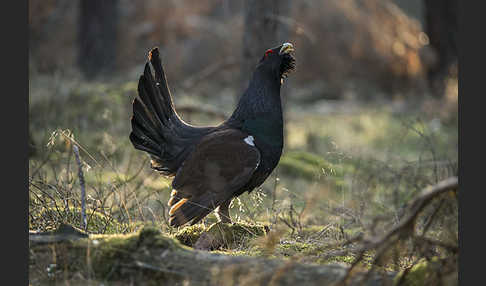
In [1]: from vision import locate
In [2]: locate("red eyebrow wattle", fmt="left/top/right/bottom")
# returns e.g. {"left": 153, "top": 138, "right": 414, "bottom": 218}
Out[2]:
{"left": 265, "top": 49, "right": 274, "bottom": 56}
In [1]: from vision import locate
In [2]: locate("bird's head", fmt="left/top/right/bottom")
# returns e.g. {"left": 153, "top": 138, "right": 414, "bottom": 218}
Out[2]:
{"left": 256, "top": 42, "right": 296, "bottom": 82}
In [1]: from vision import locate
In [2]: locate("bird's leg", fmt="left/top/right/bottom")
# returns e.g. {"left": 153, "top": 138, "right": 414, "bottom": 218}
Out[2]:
{"left": 215, "top": 199, "right": 232, "bottom": 223}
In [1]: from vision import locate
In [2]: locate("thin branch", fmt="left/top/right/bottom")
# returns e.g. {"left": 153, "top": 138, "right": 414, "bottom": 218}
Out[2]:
{"left": 73, "top": 145, "right": 87, "bottom": 230}
{"left": 336, "top": 176, "right": 458, "bottom": 285}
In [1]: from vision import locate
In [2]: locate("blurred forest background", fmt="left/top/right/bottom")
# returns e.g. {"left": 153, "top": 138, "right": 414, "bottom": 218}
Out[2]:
{"left": 29, "top": 0, "right": 458, "bottom": 285}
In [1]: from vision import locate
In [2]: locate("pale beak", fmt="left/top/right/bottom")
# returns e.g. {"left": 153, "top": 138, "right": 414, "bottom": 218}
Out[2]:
{"left": 279, "top": 42, "right": 295, "bottom": 55}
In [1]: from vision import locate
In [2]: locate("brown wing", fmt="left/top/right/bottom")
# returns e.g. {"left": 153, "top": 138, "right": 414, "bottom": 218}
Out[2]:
{"left": 167, "top": 129, "right": 260, "bottom": 227}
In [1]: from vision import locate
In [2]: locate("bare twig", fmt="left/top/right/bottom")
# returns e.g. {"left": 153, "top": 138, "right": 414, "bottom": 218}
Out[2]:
{"left": 73, "top": 145, "right": 87, "bottom": 230}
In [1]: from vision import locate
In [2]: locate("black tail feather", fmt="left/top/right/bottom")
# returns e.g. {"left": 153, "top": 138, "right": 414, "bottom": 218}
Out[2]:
{"left": 148, "top": 48, "right": 174, "bottom": 114}
{"left": 129, "top": 132, "right": 159, "bottom": 157}
{"left": 131, "top": 98, "right": 164, "bottom": 142}
{"left": 136, "top": 75, "right": 166, "bottom": 133}
{"left": 148, "top": 48, "right": 192, "bottom": 135}
{"left": 130, "top": 120, "right": 161, "bottom": 153}
{"left": 130, "top": 47, "right": 214, "bottom": 176}
{"left": 130, "top": 98, "right": 164, "bottom": 157}
{"left": 142, "top": 63, "right": 174, "bottom": 130}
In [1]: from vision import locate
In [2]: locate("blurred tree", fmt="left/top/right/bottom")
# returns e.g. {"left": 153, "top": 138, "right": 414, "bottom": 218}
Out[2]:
{"left": 423, "top": 0, "right": 457, "bottom": 96}
{"left": 240, "top": 0, "right": 291, "bottom": 94}
{"left": 78, "top": 0, "right": 119, "bottom": 79}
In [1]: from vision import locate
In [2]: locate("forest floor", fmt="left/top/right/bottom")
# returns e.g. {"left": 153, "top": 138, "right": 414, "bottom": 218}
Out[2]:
{"left": 29, "top": 75, "right": 458, "bottom": 285}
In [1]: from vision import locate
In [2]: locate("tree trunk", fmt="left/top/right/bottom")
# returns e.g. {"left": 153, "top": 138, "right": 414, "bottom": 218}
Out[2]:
{"left": 78, "top": 0, "right": 119, "bottom": 79}
{"left": 423, "top": 0, "right": 458, "bottom": 96}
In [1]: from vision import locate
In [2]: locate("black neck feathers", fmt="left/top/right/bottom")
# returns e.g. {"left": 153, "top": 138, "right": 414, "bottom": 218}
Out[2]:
{"left": 226, "top": 66, "right": 283, "bottom": 148}
{"left": 228, "top": 66, "right": 282, "bottom": 124}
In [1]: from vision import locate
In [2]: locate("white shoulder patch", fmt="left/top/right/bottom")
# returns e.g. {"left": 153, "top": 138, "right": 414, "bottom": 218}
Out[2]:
{"left": 244, "top": 135, "right": 255, "bottom": 146}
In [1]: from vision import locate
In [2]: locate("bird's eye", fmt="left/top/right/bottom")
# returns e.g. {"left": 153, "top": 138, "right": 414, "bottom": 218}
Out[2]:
{"left": 265, "top": 49, "right": 274, "bottom": 57}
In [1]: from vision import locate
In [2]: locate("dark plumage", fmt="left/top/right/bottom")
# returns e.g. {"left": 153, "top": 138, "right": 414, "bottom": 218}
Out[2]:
{"left": 130, "top": 43, "right": 296, "bottom": 227}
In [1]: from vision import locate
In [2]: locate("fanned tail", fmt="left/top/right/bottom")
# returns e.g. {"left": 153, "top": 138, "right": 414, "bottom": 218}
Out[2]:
{"left": 129, "top": 47, "right": 213, "bottom": 175}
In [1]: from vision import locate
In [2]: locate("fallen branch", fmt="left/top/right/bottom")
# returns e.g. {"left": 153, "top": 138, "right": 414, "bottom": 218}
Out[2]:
{"left": 29, "top": 223, "right": 88, "bottom": 244}
{"left": 29, "top": 226, "right": 394, "bottom": 285}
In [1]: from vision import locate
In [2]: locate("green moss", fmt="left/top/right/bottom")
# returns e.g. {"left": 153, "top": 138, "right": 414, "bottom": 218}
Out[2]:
{"left": 314, "top": 248, "right": 375, "bottom": 267}
{"left": 29, "top": 226, "right": 185, "bottom": 283}
{"left": 278, "top": 151, "right": 358, "bottom": 188}
{"left": 238, "top": 239, "right": 365, "bottom": 267}
{"left": 241, "top": 239, "right": 325, "bottom": 260}
{"left": 173, "top": 224, "right": 207, "bottom": 247}
{"left": 206, "top": 222, "right": 268, "bottom": 248}
{"left": 276, "top": 241, "right": 321, "bottom": 256}
{"left": 69, "top": 226, "right": 189, "bottom": 280}
{"left": 85, "top": 234, "right": 139, "bottom": 278}
{"left": 318, "top": 253, "right": 358, "bottom": 265}
{"left": 173, "top": 222, "right": 269, "bottom": 249}
{"left": 279, "top": 157, "right": 321, "bottom": 180}
{"left": 279, "top": 151, "right": 333, "bottom": 180}
{"left": 196, "top": 224, "right": 366, "bottom": 265}
{"left": 287, "top": 151, "right": 328, "bottom": 166}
